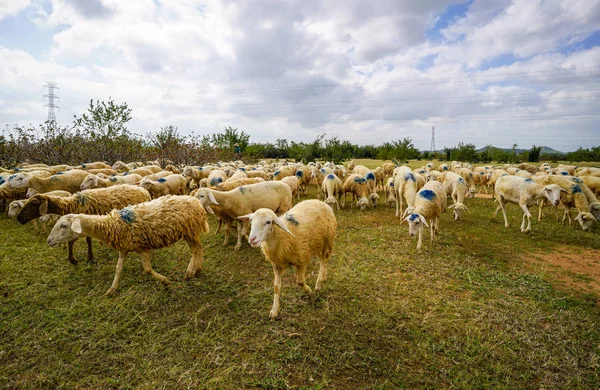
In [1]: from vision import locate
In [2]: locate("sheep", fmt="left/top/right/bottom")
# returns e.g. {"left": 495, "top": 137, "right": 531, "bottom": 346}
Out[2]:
{"left": 576, "top": 167, "right": 600, "bottom": 177}
{"left": 85, "top": 168, "right": 119, "bottom": 176}
{"left": 488, "top": 169, "right": 509, "bottom": 198}
{"left": 580, "top": 176, "right": 600, "bottom": 197}
{"left": 493, "top": 176, "right": 565, "bottom": 233}
{"left": 382, "top": 162, "right": 396, "bottom": 178}
{"left": 46, "top": 195, "right": 210, "bottom": 296}
{"left": 441, "top": 171, "right": 470, "bottom": 221}
{"left": 294, "top": 165, "right": 311, "bottom": 193}
{"left": 438, "top": 164, "right": 449, "bottom": 172}
{"left": 217, "top": 178, "right": 265, "bottom": 192}
{"left": 194, "top": 181, "right": 293, "bottom": 250}
{"left": 0, "top": 182, "right": 28, "bottom": 213}
{"left": 9, "top": 169, "right": 90, "bottom": 194}
{"left": 80, "top": 173, "right": 143, "bottom": 190}
{"left": 164, "top": 164, "right": 182, "bottom": 174}
{"left": 342, "top": 174, "right": 371, "bottom": 210}
{"left": 281, "top": 176, "right": 300, "bottom": 200}
{"left": 456, "top": 167, "right": 477, "bottom": 197}
{"left": 245, "top": 170, "right": 269, "bottom": 180}
{"left": 7, "top": 190, "right": 71, "bottom": 232}
{"left": 273, "top": 166, "right": 297, "bottom": 181}
{"left": 347, "top": 160, "right": 356, "bottom": 172}
{"left": 321, "top": 173, "right": 343, "bottom": 210}
{"left": 310, "top": 166, "right": 326, "bottom": 194}
{"left": 75, "top": 162, "right": 112, "bottom": 170}
{"left": 238, "top": 199, "right": 336, "bottom": 319}
{"left": 17, "top": 185, "right": 152, "bottom": 264}
{"left": 112, "top": 161, "right": 144, "bottom": 171}
{"left": 140, "top": 174, "right": 187, "bottom": 198}
{"left": 124, "top": 167, "right": 155, "bottom": 177}
{"left": 558, "top": 183, "right": 597, "bottom": 230}
{"left": 393, "top": 166, "right": 419, "bottom": 217}
{"left": 402, "top": 181, "right": 446, "bottom": 250}
{"left": 352, "top": 165, "right": 371, "bottom": 177}
{"left": 385, "top": 177, "right": 397, "bottom": 208}
{"left": 207, "top": 169, "right": 228, "bottom": 188}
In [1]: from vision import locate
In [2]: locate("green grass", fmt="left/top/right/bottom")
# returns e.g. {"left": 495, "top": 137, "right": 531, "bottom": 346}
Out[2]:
{"left": 1, "top": 182, "right": 600, "bottom": 389}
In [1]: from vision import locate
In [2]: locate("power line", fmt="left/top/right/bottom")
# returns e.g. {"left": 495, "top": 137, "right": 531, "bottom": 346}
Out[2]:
{"left": 43, "top": 82, "right": 60, "bottom": 125}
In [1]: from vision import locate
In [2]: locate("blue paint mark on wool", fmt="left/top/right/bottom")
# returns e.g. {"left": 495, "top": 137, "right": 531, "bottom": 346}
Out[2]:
{"left": 14, "top": 168, "right": 21, "bottom": 172}
{"left": 389, "top": 182, "right": 394, "bottom": 187}
{"left": 119, "top": 207, "right": 136, "bottom": 224}
{"left": 55, "top": 171, "right": 64, "bottom": 175}
{"left": 408, "top": 213, "right": 419, "bottom": 221}
{"left": 524, "top": 178, "right": 533, "bottom": 183}
{"left": 404, "top": 172, "right": 415, "bottom": 182}
{"left": 81, "top": 164, "right": 86, "bottom": 168}
{"left": 561, "top": 172, "right": 569, "bottom": 175}
{"left": 274, "top": 170, "right": 280, "bottom": 177}
{"left": 123, "top": 172, "right": 129, "bottom": 176}
{"left": 75, "top": 193, "right": 87, "bottom": 206}
{"left": 239, "top": 167, "right": 246, "bottom": 171}
{"left": 8, "top": 174, "right": 17, "bottom": 180}
{"left": 239, "top": 186, "right": 246, "bottom": 195}
{"left": 571, "top": 177, "right": 582, "bottom": 184}
{"left": 285, "top": 213, "right": 299, "bottom": 226}
{"left": 109, "top": 176, "right": 118, "bottom": 182}
{"left": 366, "top": 172, "right": 375, "bottom": 181}
{"left": 0, "top": 177, "right": 4, "bottom": 185}
{"left": 320, "top": 168, "right": 326, "bottom": 174}
{"left": 571, "top": 184, "right": 582, "bottom": 194}
{"left": 296, "top": 170, "right": 304, "bottom": 177}
{"left": 501, "top": 173, "right": 508, "bottom": 177}
{"left": 353, "top": 176, "right": 366, "bottom": 184}
{"left": 419, "top": 189, "right": 436, "bottom": 201}
{"left": 327, "top": 174, "right": 335, "bottom": 180}
{"left": 458, "top": 177, "right": 465, "bottom": 183}
{"left": 157, "top": 178, "right": 167, "bottom": 183}
{"left": 210, "top": 177, "right": 222, "bottom": 186}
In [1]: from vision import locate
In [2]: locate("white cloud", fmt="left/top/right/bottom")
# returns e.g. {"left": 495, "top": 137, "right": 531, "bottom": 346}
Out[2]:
{"left": 0, "top": 0, "right": 32, "bottom": 21}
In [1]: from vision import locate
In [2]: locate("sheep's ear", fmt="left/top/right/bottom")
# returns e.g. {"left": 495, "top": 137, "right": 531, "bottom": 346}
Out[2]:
{"left": 71, "top": 218, "right": 83, "bottom": 234}
{"left": 401, "top": 216, "right": 409, "bottom": 224}
{"left": 560, "top": 187, "right": 568, "bottom": 193}
{"left": 419, "top": 215, "right": 429, "bottom": 227}
{"left": 39, "top": 199, "right": 48, "bottom": 216}
{"left": 464, "top": 205, "right": 471, "bottom": 213}
{"left": 206, "top": 190, "right": 219, "bottom": 205}
{"left": 237, "top": 213, "right": 253, "bottom": 221}
{"left": 273, "top": 216, "right": 294, "bottom": 236}
{"left": 205, "top": 206, "right": 215, "bottom": 215}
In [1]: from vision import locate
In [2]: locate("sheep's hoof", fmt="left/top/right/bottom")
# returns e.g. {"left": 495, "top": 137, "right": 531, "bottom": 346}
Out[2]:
{"left": 105, "top": 288, "right": 117, "bottom": 296}
{"left": 269, "top": 310, "right": 278, "bottom": 320}
{"left": 505, "top": 224, "right": 510, "bottom": 228}
{"left": 68, "top": 257, "right": 78, "bottom": 265}
{"left": 234, "top": 244, "right": 241, "bottom": 251}
{"left": 161, "top": 278, "right": 173, "bottom": 286}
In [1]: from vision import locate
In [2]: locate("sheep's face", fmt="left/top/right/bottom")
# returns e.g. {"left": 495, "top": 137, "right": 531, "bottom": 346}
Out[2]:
{"left": 239, "top": 209, "right": 293, "bottom": 248}
{"left": 324, "top": 197, "right": 338, "bottom": 209}
{"left": 80, "top": 175, "right": 96, "bottom": 190}
{"left": 406, "top": 213, "right": 428, "bottom": 236}
{"left": 575, "top": 212, "right": 595, "bottom": 231}
{"left": 589, "top": 203, "right": 600, "bottom": 222}
{"left": 47, "top": 215, "right": 81, "bottom": 247}
{"left": 449, "top": 203, "right": 468, "bottom": 221}
{"left": 7, "top": 201, "right": 24, "bottom": 218}
{"left": 26, "top": 188, "right": 38, "bottom": 197}
{"left": 543, "top": 184, "right": 564, "bottom": 206}
{"left": 8, "top": 173, "right": 31, "bottom": 188}
{"left": 194, "top": 189, "right": 218, "bottom": 208}
{"left": 369, "top": 193, "right": 379, "bottom": 207}
{"left": 139, "top": 178, "right": 152, "bottom": 189}
{"left": 356, "top": 197, "right": 369, "bottom": 210}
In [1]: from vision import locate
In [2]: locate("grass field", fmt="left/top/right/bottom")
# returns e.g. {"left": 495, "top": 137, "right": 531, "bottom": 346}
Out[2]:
{"left": 2, "top": 160, "right": 600, "bottom": 388}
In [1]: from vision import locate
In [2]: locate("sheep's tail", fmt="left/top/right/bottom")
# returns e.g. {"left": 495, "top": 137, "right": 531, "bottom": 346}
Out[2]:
{"left": 201, "top": 219, "right": 210, "bottom": 234}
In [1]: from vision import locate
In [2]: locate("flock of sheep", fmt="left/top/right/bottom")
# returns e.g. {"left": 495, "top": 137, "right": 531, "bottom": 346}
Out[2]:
{"left": 1, "top": 159, "right": 599, "bottom": 318}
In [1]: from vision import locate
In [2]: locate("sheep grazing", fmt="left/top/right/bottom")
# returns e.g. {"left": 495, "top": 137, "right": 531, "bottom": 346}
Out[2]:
{"left": 194, "top": 181, "right": 293, "bottom": 250}
{"left": 140, "top": 174, "right": 187, "bottom": 198}
{"left": 393, "top": 166, "right": 419, "bottom": 218}
{"left": 238, "top": 199, "right": 336, "bottom": 319}
{"left": 17, "top": 185, "right": 151, "bottom": 264}
{"left": 402, "top": 181, "right": 446, "bottom": 250}
{"left": 441, "top": 171, "right": 470, "bottom": 221}
{"left": 321, "top": 173, "right": 343, "bottom": 210}
{"left": 385, "top": 178, "right": 397, "bottom": 208}
{"left": 9, "top": 169, "right": 90, "bottom": 194}
{"left": 493, "top": 176, "right": 564, "bottom": 234}
{"left": 47, "top": 195, "right": 210, "bottom": 296}
{"left": 80, "top": 173, "right": 143, "bottom": 190}
{"left": 342, "top": 174, "right": 371, "bottom": 210}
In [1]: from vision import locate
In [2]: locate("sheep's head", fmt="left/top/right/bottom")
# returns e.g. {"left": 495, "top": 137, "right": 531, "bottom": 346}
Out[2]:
{"left": 80, "top": 174, "right": 98, "bottom": 190}
{"left": 47, "top": 214, "right": 82, "bottom": 247}
{"left": 448, "top": 202, "right": 469, "bottom": 221}
{"left": 8, "top": 173, "right": 32, "bottom": 188}
{"left": 238, "top": 209, "right": 293, "bottom": 248}
{"left": 574, "top": 212, "right": 596, "bottom": 231}
{"left": 403, "top": 213, "right": 429, "bottom": 236}
{"left": 324, "top": 196, "right": 339, "bottom": 210}
{"left": 369, "top": 193, "right": 379, "bottom": 207}
{"left": 588, "top": 202, "right": 600, "bottom": 222}
{"left": 7, "top": 200, "right": 25, "bottom": 218}
{"left": 17, "top": 195, "right": 49, "bottom": 224}
{"left": 356, "top": 197, "right": 369, "bottom": 210}
{"left": 193, "top": 189, "right": 218, "bottom": 214}
{"left": 543, "top": 184, "right": 565, "bottom": 206}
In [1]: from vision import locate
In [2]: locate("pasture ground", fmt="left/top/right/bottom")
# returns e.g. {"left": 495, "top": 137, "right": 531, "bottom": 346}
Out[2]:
{"left": 1, "top": 159, "right": 600, "bottom": 389}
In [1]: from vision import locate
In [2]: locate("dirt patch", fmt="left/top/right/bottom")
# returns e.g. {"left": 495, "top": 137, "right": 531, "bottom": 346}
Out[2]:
{"left": 474, "top": 193, "right": 493, "bottom": 199}
{"left": 522, "top": 246, "right": 600, "bottom": 295}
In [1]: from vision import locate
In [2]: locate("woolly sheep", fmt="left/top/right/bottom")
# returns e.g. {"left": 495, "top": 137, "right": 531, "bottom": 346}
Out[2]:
{"left": 17, "top": 185, "right": 152, "bottom": 264}
{"left": 402, "top": 181, "right": 446, "bottom": 250}
{"left": 273, "top": 166, "right": 297, "bottom": 181}
{"left": 385, "top": 177, "right": 397, "bottom": 208}
{"left": 534, "top": 175, "right": 600, "bottom": 225}
{"left": 580, "top": 176, "right": 600, "bottom": 197}
{"left": 294, "top": 165, "right": 311, "bottom": 193}
{"left": 238, "top": 199, "right": 336, "bottom": 319}
{"left": 0, "top": 182, "right": 28, "bottom": 213}
{"left": 493, "top": 176, "right": 565, "bottom": 233}
{"left": 80, "top": 173, "right": 143, "bottom": 190}
{"left": 207, "top": 169, "right": 228, "bottom": 188}
{"left": 342, "top": 174, "right": 372, "bottom": 210}
{"left": 217, "top": 178, "right": 265, "bottom": 192}
{"left": 393, "top": 166, "right": 419, "bottom": 217}
{"left": 47, "top": 195, "right": 210, "bottom": 295}
{"left": 321, "top": 173, "right": 343, "bottom": 210}
{"left": 347, "top": 160, "right": 356, "bottom": 172}
{"left": 441, "top": 171, "right": 470, "bottom": 221}
{"left": 140, "top": 174, "right": 187, "bottom": 198}
{"left": 281, "top": 175, "right": 300, "bottom": 200}
{"left": 75, "top": 162, "right": 112, "bottom": 170}
{"left": 194, "top": 181, "right": 293, "bottom": 250}
{"left": 9, "top": 169, "right": 90, "bottom": 194}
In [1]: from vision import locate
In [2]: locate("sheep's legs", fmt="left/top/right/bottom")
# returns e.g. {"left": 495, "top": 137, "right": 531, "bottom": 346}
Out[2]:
{"left": 234, "top": 221, "right": 244, "bottom": 251}
{"left": 270, "top": 264, "right": 283, "bottom": 320}
{"left": 106, "top": 251, "right": 126, "bottom": 296}
{"left": 538, "top": 199, "right": 544, "bottom": 221}
{"left": 184, "top": 241, "right": 204, "bottom": 279}
{"left": 86, "top": 236, "right": 94, "bottom": 262}
{"left": 416, "top": 228, "right": 423, "bottom": 250}
{"left": 496, "top": 197, "right": 510, "bottom": 228}
{"left": 140, "top": 251, "right": 171, "bottom": 286}
{"left": 67, "top": 239, "right": 78, "bottom": 265}
{"left": 315, "top": 256, "right": 329, "bottom": 292}
{"left": 296, "top": 264, "right": 314, "bottom": 297}
{"left": 519, "top": 203, "right": 532, "bottom": 233}
{"left": 222, "top": 220, "right": 232, "bottom": 246}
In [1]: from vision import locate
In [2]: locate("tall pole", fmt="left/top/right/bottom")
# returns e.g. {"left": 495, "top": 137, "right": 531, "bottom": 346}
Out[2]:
{"left": 430, "top": 125, "right": 435, "bottom": 152}
{"left": 43, "top": 82, "right": 60, "bottom": 125}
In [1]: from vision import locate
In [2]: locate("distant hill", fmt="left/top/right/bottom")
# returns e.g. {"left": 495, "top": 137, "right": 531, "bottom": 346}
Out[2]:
{"left": 476, "top": 146, "right": 565, "bottom": 155}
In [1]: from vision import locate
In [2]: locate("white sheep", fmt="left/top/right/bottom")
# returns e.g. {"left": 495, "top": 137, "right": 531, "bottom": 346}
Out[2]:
{"left": 385, "top": 177, "right": 397, "bottom": 208}
{"left": 441, "top": 171, "right": 470, "bottom": 220}
{"left": 9, "top": 169, "right": 90, "bottom": 194}
{"left": 393, "top": 166, "right": 418, "bottom": 217}
{"left": 80, "top": 173, "right": 143, "bottom": 190}
{"left": 493, "top": 176, "right": 565, "bottom": 233}
{"left": 281, "top": 175, "right": 300, "bottom": 200}
{"left": 402, "top": 181, "right": 446, "bottom": 250}
{"left": 140, "top": 174, "right": 187, "bottom": 198}
{"left": 194, "top": 181, "right": 293, "bottom": 250}
{"left": 46, "top": 195, "right": 210, "bottom": 296}
{"left": 341, "top": 174, "right": 372, "bottom": 210}
{"left": 238, "top": 199, "right": 336, "bottom": 319}
{"left": 207, "top": 169, "right": 228, "bottom": 188}
{"left": 321, "top": 173, "right": 343, "bottom": 210}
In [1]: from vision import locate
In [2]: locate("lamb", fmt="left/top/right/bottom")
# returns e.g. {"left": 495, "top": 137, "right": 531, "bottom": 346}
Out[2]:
{"left": 9, "top": 169, "right": 90, "bottom": 194}
{"left": 441, "top": 171, "right": 470, "bottom": 220}
{"left": 385, "top": 177, "right": 397, "bottom": 208}
{"left": 281, "top": 175, "right": 300, "bottom": 200}
{"left": 238, "top": 199, "right": 336, "bottom": 319}
{"left": 342, "top": 174, "right": 372, "bottom": 210}
{"left": 80, "top": 173, "right": 143, "bottom": 190}
{"left": 139, "top": 174, "right": 187, "bottom": 198}
{"left": 46, "top": 195, "right": 210, "bottom": 296}
{"left": 321, "top": 173, "right": 343, "bottom": 210}
{"left": 17, "top": 185, "right": 152, "bottom": 264}
{"left": 194, "top": 181, "right": 293, "bottom": 250}
{"left": 402, "top": 181, "right": 446, "bottom": 250}
{"left": 493, "top": 176, "right": 565, "bottom": 233}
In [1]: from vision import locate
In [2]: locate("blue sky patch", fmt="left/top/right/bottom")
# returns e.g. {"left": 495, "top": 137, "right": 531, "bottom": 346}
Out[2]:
{"left": 426, "top": 1, "right": 472, "bottom": 42}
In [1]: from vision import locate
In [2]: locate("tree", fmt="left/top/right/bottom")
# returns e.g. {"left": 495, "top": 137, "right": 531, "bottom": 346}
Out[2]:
{"left": 528, "top": 145, "right": 542, "bottom": 162}
{"left": 210, "top": 126, "right": 250, "bottom": 152}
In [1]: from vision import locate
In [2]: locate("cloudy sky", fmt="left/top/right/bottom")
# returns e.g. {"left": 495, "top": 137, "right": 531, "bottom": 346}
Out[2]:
{"left": 1, "top": 0, "right": 599, "bottom": 152}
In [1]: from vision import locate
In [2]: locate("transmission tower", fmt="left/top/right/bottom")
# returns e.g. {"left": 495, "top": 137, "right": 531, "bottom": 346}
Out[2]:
{"left": 43, "top": 82, "right": 60, "bottom": 125}
{"left": 430, "top": 125, "right": 435, "bottom": 152}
